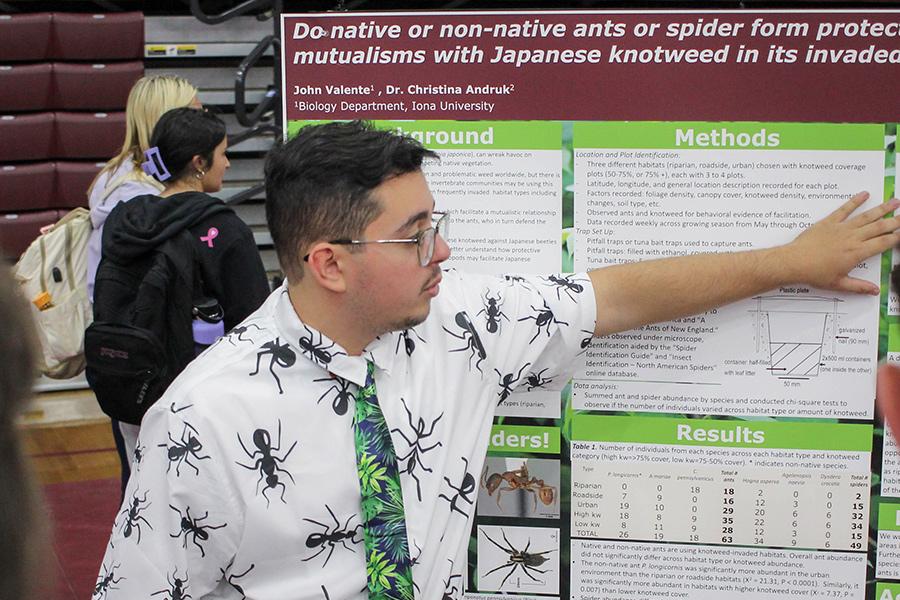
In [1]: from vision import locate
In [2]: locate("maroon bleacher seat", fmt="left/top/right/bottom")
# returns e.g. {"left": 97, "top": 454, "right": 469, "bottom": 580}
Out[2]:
{"left": 0, "top": 112, "right": 54, "bottom": 162}
{"left": 50, "top": 12, "right": 144, "bottom": 61}
{"left": 0, "top": 13, "right": 52, "bottom": 62}
{"left": 54, "top": 112, "right": 125, "bottom": 160}
{"left": 0, "top": 162, "right": 55, "bottom": 212}
{"left": 52, "top": 61, "right": 143, "bottom": 111}
{"left": 55, "top": 161, "right": 104, "bottom": 208}
{"left": 0, "top": 63, "right": 53, "bottom": 112}
{"left": 0, "top": 209, "right": 60, "bottom": 260}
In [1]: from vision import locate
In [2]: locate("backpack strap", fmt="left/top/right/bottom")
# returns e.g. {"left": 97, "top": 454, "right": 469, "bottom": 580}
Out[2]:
{"left": 38, "top": 237, "right": 48, "bottom": 293}
{"left": 153, "top": 227, "right": 209, "bottom": 314}
{"left": 62, "top": 218, "right": 77, "bottom": 292}
{"left": 35, "top": 208, "right": 89, "bottom": 294}
{"left": 186, "top": 228, "right": 213, "bottom": 311}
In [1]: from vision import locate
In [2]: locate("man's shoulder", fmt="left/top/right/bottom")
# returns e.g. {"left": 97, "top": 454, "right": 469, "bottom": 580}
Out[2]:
{"left": 425, "top": 269, "right": 594, "bottom": 339}
{"left": 436, "top": 270, "right": 589, "bottom": 298}
{"left": 430, "top": 269, "right": 543, "bottom": 310}
{"left": 423, "top": 269, "right": 526, "bottom": 337}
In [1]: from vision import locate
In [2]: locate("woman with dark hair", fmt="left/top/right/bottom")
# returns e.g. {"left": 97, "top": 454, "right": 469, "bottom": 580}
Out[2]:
{"left": 87, "top": 75, "right": 200, "bottom": 301}
{"left": 85, "top": 75, "right": 200, "bottom": 497}
{"left": 94, "top": 107, "right": 270, "bottom": 461}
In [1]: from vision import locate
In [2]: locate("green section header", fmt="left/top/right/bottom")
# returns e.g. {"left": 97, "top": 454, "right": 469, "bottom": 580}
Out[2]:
{"left": 572, "top": 415, "right": 872, "bottom": 452}
{"left": 286, "top": 120, "right": 307, "bottom": 139}
{"left": 489, "top": 425, "right": 560, "bottom": 454}
{"left": 879, "top": 501, "right": 900, "bottom": 531}
{"left": 286, "top": 120, "right": 562, "bottom": 150}
{"left": 890, "top": 324, "right": 900, "bottom": 353}
{"left": 876, "top": 583, "right": 900, "bottom": 598}
{"left": 573, "top": 122, "right": 883, "bottom": 151}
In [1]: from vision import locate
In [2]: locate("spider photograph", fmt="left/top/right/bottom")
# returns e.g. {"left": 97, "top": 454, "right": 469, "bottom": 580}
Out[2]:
{"left": 476, "top": 525, "right": 559, "bottom": 594}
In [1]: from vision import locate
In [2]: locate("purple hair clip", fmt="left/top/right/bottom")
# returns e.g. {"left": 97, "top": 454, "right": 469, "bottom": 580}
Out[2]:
{"left": 141, "top": 146, "right": 171, "bottom": 182}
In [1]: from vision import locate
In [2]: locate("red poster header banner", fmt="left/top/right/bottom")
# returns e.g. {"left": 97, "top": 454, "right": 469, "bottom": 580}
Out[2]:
{"left": 281, "top": 10, "right": 900, "bottom": 123}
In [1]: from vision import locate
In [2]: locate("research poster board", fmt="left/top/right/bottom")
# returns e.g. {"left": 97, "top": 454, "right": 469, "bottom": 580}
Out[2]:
{"left": 281, "top": 9, "right": 899, "bottom": 599}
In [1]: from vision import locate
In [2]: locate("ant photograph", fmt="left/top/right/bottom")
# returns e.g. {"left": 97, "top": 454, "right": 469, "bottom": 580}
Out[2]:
{"left": 478, "top": 457, "right": 561, "bottom": 519}
{"left": 476, "top": 524, "right": 560, "bottom": 594}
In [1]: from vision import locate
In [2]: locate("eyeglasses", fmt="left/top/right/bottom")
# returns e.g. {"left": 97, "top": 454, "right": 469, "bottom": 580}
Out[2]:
{"left": 304, "top": 211, "right": 450, "bottom": 268}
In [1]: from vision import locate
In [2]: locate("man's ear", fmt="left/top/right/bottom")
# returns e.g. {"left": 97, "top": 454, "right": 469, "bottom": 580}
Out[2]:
{"left": 304, "top": 243, "right": 347, "bottom": 293}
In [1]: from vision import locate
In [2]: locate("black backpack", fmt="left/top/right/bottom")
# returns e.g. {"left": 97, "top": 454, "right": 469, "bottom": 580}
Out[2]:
{"left": 85, "top": 228, "right": 199, "bottom": 425}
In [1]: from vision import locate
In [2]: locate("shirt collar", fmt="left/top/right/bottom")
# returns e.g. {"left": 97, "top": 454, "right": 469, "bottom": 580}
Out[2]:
{"left": 273, "top": 287, "right": 401, "bottom": 386}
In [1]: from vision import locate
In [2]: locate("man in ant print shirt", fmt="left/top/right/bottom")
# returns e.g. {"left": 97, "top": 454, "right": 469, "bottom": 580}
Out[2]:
{"left": 97, "top": 120, "right": 900, "bottom": 599}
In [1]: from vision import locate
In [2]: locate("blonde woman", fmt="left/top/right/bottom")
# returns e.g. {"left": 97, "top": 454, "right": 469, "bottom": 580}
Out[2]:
{"left": 85, "top": 75, "right": 199, "bottom": 496}
{"left": 87, "top": 74, "right": 200, "bottom": 300}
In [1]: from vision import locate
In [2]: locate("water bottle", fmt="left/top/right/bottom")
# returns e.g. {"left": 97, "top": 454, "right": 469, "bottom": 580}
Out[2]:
{"left": 192, "top": 298, "right": 224, "bottom": 356}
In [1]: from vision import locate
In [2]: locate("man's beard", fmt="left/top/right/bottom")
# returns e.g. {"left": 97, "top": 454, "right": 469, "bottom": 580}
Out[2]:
{"left": 359, "top": 266, "right": 439, "bottom": 339}
{"left": 386, "top": 309, "right": 429, "bottom": 334}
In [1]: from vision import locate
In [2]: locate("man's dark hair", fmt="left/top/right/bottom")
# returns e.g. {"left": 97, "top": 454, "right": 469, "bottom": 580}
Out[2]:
{"left": 264, "top": 120, "right": 438, "bottom": 280}
{"left": 150, "top": 107, "right": 226, "bottom": 182}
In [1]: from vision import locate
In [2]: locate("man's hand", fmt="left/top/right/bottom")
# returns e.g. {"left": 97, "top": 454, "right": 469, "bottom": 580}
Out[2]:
{"left": 782, "top": 192, "right": 900, "bottom": 295}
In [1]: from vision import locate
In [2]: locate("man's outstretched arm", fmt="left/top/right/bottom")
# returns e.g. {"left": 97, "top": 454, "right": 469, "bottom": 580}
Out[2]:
{"left": 590, "top": 192, "right": 900, "bottom": 337}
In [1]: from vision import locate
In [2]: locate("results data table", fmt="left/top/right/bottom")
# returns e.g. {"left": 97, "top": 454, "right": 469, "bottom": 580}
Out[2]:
{"left": 571, "top": 461, "right": 868, "bottom": 551}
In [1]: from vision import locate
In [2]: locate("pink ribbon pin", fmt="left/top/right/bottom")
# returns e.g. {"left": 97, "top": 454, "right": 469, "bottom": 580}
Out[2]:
{"left": 200, "top": 227, "right": 219, "bottom": 248}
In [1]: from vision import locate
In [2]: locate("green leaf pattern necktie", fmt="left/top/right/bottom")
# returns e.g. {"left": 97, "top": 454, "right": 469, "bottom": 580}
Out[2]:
{"left": 353, "top": 360, "right": 414, "bottom": 600}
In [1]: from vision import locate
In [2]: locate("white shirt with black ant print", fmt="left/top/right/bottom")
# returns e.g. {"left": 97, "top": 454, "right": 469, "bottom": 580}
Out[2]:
{"left": 95, "top": 269, "right": 596, "bottom": 600}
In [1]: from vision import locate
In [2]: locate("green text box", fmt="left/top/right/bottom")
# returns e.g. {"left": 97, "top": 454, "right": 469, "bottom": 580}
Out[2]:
{"left": 574, "top": 122, "right": 883, "bottom": 151}
{"left": 489, "top": 425, "right": 560, "bottom": 454}
{"left": 572, "top": 415, "right": 872, "bottom": 452}
{"left": 287, "top": 120, "right": 562, "bottom": 150}
{"left": 876, "top": 582, "right": 900, "bottom": 599}
{"left": 879, "top": 501, "right": 900, "bottom": 531}
{"left": 890, "top": 323, "right": 900, "bottom": 353}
